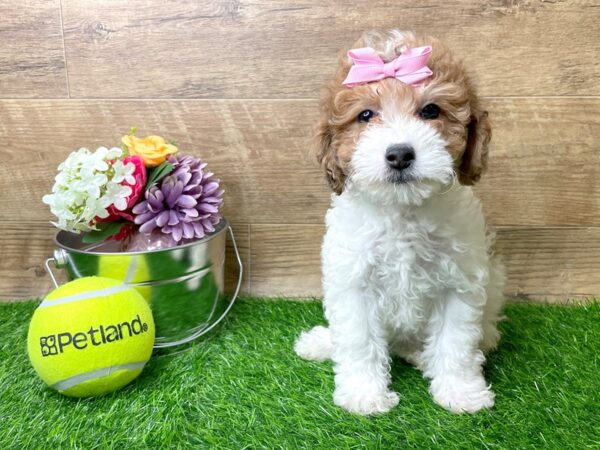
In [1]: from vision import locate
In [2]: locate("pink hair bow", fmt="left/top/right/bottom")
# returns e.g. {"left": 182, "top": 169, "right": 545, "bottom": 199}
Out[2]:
{"left": 342, "top": 45, "right": 433, "bottom": 87}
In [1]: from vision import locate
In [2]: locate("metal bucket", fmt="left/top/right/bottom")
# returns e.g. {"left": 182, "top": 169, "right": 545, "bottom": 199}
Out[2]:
{"left": 44, "top": 219, "right": 242, "bottom": 349}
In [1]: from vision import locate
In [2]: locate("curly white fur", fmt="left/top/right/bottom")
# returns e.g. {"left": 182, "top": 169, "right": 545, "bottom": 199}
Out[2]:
{"left": 295, "top": 114, "right": 505, "bottom": 415}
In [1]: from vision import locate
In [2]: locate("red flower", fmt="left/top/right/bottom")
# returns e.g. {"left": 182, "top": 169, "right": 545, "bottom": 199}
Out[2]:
{"left": 104, "top": 155, "right": 147, "bottom": 222}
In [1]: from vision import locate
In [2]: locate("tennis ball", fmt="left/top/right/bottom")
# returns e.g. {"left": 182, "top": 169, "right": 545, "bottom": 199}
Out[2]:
{"left": 98, "top": 255, "right": 151, "bottom": 302}
{"left": 27, "top": 276, "right": 155, "bottom": 398}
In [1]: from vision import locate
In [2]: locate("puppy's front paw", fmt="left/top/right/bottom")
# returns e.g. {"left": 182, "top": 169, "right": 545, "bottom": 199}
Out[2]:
{"left": 430, "top": 375, "right": 495, "bottom": 414}
{"left": 333, "top": 386, "right": 399, "bottom": 416}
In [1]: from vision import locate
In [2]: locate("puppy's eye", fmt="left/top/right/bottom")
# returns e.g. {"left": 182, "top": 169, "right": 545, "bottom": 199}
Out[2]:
{"left": 419, "top": 104, "right": 440, "bottom": 120}
{"left": 358, "top": 110, "right": 376, "bottom": 123}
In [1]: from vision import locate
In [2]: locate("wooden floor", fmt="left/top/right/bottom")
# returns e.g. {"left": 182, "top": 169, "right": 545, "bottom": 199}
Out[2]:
{"left": 1, "top": 1, "right": 599, "bottom": 301}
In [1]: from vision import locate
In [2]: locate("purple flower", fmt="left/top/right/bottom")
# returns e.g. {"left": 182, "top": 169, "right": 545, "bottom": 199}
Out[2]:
{"left": 132, "top": 155, "right": 224, "bottom": 242}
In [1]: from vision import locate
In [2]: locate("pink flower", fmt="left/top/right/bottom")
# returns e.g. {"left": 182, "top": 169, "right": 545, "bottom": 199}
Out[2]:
{"left": 104, "top": 155, "right": 147, "bottom": 222}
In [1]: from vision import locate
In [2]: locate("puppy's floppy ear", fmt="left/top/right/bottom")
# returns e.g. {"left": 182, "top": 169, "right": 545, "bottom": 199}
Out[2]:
{"left": 314, "top": 113, "right": 345, "bottom": 194}
{"left": 458, "top": 108, "right": 492, "bottom": 185}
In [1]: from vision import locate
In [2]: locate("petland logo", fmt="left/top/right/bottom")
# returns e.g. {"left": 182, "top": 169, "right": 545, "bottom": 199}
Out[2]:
{"left": 39, "top": 315, "right": 149, "bottom": 357}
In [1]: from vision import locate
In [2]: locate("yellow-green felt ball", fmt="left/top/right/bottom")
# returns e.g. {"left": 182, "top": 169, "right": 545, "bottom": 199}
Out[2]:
{"left": 97, "top": 255, "right": 151, "bottom": 302}
{"left": 27, "top": 276, "right": 155, "bottom": 397}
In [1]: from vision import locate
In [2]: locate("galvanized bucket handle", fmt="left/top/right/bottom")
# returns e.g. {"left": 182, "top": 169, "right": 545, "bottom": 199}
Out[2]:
{"left": 45, "top": 250, "right": 67, "bottom": 289}
{"left": 44, "top": 225, "right": 244, "bottom": 347}
{"left": 153, "top": 225, "right": 243, "bottom": 348}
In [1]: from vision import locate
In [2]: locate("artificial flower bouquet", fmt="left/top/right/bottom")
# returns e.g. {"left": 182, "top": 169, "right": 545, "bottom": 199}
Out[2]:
{"left": 43, "top": 130, "right": 224, "bottom": 251}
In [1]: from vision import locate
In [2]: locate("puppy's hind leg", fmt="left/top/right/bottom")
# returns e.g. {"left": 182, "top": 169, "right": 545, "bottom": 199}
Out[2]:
{"left": 481, "top": 254, "right": 506, "bottom": 352}
{"left": 294, "top": 326, "right": 333, "bottom": 362}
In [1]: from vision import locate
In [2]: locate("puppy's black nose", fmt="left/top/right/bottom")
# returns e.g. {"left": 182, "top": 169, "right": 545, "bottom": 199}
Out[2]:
{"left": 385, "top": 144, "right": 415, "bottom": 170}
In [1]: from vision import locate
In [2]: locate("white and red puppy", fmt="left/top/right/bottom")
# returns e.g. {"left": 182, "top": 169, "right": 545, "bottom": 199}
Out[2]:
{"left": 295, "top": 30, "right": 505, "bottom": 415}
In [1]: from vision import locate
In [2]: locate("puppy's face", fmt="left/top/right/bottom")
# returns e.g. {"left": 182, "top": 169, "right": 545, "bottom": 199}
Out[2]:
{"left": 315, "top": 31, "right": 491, "bottom": 204}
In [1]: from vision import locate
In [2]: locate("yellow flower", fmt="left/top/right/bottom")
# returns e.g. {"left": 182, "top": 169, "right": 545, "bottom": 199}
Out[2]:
{"left": 121, "top": 134, "right": 177, "bottom": 167}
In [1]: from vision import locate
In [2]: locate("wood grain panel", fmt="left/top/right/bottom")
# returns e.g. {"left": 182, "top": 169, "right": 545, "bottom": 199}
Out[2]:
{"left": 61, "top": 0, "right": 600, "bottom": 98}
{"left": 0, "top": 99, "right": 321, "bottom": 225}
{"left": 249, "top": 224, "right": 322, "bottom": 298}
{"left": 476, "top": 98, "right": 600, "bottom": 226}
{"left": 0, "top": 222, "right": 250, "bottom": 301}
{"left": 5, "top": 221, "right": 598, "bottom": 301}
{"left": 0, "top": 222, "right": 60, "bottom": 301}
{"left": 0, "top": 1, "right": 67, "bottom": 98}
{"left": 250, "top": 224, "right": 600, "bottom": 302}
{"left": 495, "top": 227, "right": 600, "bottom": 301}
{"left": 1, "top": 98, "right": 599, "bottom": 226}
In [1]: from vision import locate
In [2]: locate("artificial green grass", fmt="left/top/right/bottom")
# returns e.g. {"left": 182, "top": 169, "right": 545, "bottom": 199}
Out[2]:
{"left": 1, "top": 299, "right": 598, "bottom": 449}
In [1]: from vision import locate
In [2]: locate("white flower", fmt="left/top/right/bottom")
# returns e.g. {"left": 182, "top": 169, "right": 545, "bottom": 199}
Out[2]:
{"left": 94, "top": 146, "right": 122, "bottom": 162}
{"left": 43, "top": 146, "right": 134, "bottom": 233}
{"left": 58, "top": 148, "right": 89, "bottom": 172}
{"left": 80, "top": 148, "right": 109, "bottom": 174}
{"left": 74, "top": 172, "right": 108, "bottom": 200}
{"left": 104, "top": 181, "right": 132, "bottom": 211}
{"left": 112, "top": 159, "right": 136, "bottom": 185}
{"left": 83, "top": 196, "right": 110, "bottom": 221}
{"left": 43, "top": 193, "right": 75, "bottom": 222}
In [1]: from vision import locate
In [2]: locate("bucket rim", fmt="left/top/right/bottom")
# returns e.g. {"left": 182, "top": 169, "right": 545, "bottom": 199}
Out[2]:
{"left": 54, "top": 218, "right": 229, "bottom": 256}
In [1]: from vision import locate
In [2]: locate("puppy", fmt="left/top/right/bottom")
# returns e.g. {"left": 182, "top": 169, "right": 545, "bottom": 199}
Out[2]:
{"left": 294, "top": 30, "right": 505, "bottom": 415}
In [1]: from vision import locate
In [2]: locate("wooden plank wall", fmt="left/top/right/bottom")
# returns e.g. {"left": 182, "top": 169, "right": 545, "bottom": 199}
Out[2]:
{"left": 1, "top": 1, "right": 599, "bottom": 302}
